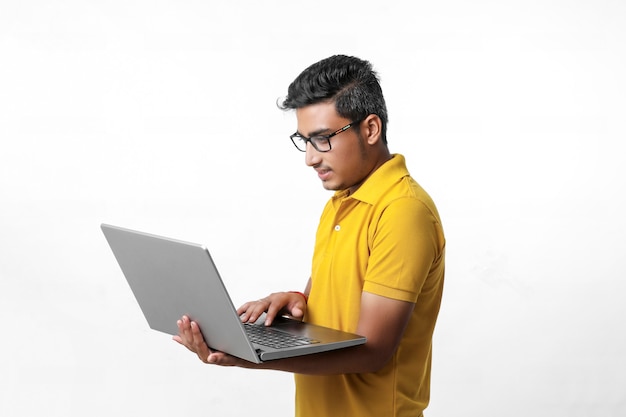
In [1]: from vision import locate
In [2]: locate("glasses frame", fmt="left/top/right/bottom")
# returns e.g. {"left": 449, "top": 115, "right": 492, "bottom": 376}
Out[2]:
{"left": 289, "top": 119, "right": 363, "bottom": 153}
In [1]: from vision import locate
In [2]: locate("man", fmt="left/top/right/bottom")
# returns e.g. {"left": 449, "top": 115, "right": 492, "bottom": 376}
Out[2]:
{"left": 174, "top": 55, "right": 446, "bottom": 417}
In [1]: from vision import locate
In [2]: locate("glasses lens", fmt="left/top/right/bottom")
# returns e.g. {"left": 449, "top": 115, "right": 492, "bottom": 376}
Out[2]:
{"left": 311, "top": 136, "right": 331, "bottom": 152}
{"left": 290, "top": 134, "right": 332, "bottom": 152}
{"left": 291, "top": 134, "right": 307, "bottom": 152}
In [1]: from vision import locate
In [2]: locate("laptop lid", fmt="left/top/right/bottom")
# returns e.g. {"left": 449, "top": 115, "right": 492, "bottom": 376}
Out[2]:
{"left": 101, "top": 224, "right": 365, "bottom": 363}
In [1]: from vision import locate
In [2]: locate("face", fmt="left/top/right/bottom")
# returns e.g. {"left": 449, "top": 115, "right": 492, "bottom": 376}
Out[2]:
{"left": 295, "top": 102, "right": 374, "bottom": 193}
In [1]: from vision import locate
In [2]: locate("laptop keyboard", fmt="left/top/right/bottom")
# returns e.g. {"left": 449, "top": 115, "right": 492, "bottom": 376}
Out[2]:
{"left": 244, "top": 323, "right": 319, "bottom": 349}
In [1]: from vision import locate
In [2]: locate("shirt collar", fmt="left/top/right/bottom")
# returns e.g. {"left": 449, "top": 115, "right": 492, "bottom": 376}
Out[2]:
{"left": 332, "top": 154, "right": 410, "bottom": 205}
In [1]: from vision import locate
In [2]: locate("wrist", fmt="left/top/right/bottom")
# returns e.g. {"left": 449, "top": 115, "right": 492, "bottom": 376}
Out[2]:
{"left": 288, "top": 291, "right": 308, "bottom": 303}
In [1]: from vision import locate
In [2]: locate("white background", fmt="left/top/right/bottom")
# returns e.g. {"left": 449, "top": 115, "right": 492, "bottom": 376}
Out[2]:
{"left": 1, "top": 1, "right": 625, "bottom": 416}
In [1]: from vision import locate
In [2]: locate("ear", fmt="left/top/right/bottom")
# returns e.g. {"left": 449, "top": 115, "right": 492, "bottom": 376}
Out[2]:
{"left": 362, "top": 114, "right": 383, "bottom": 146}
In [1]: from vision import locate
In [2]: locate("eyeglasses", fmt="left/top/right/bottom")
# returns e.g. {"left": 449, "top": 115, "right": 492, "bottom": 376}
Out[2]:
{"left": 289, "top": 119, "right": 362, "bottom": 152}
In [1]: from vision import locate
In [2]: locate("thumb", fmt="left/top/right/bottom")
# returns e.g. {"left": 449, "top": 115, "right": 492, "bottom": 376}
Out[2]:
{"left": 290, "top": 306, "right": 304, "bottom": 319}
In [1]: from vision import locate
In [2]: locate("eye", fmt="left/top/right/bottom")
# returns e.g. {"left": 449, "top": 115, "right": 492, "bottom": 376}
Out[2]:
{"left": 310, "top": 135, "right": 328, "bottom": 144}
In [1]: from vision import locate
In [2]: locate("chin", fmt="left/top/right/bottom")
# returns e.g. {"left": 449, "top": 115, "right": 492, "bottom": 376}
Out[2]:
{"left": 321, "top": 183, "right": 337, "bottom": 191}
{"left": 322, "top": 183, "right": 344, "bottom": 192}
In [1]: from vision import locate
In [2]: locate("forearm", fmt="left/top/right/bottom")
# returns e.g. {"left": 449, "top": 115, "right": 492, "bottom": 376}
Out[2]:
{"left": 204, "top": 291, "right": 413, "bottom": 374}
{"left": 244, "top": 342, "right": 386, "bottom": 375}
{"left": 244, "top": 291, "right": 413, "bottom": 375}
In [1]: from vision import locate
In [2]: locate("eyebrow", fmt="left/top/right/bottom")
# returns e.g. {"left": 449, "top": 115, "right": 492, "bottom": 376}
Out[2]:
{"left": 296, "top": 127, "right": 333, "bottom": 138}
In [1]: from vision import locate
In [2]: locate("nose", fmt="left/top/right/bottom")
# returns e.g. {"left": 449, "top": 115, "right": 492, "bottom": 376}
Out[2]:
{"left": 305, "top": 141, "right": 322, "bottom": 167}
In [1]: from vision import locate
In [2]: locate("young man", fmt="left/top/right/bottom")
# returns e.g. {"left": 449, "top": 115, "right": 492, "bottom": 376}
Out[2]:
{"left": 174, "top": 55, "right": 446, "bottom": 417}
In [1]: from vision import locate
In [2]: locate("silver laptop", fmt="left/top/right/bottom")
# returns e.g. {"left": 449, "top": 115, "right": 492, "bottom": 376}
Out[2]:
{"left": 101, "top": 224, "right": 366, "bottom": 363}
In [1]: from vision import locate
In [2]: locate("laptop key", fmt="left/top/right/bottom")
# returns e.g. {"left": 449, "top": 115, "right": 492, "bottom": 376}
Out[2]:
{"left": 244, "top": 323, "right": 320, "bottom": 349}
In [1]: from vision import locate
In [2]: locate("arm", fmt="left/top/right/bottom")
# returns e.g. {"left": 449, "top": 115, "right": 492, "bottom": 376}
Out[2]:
{"left": 255, "top": 291, "right": 414, "bottom": 374}
{"left": 175, "top": 290, "right": 414, "bottom": 375}
{"left": 175, "top": 198, "right": 436, "bottom": 372}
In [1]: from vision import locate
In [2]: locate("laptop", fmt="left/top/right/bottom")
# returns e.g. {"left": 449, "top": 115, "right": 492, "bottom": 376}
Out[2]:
{"left": 101, "top": 224, "right": 366, "bottom": 363}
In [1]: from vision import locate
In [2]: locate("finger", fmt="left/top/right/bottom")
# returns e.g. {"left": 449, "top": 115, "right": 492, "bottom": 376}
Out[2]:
{"left": 240, "top": 300, "right": 269, "bottom": 323}
{"left": 248, "top": 301, "right": 269, "bottom": 323}
{"left": 265, "top": 300, "right": 286, "bottom": 326}
{"left": 181, "top": 316, "right": 194, "bottom": 342}
{"left": 190, "top": 321, "right": 211, "bottom": 362}
{"left": 176, "top": 316, "right": 191, "bottom": 344}
{"left": 236, "top": 302, "right": 253, "bottom": 316}
{"left": 174, "top": 317, "right": 197, "bottom": 353}
{"left": 237, "top": 302, "right": 255, "bottom": 322}
{"left": 207, "top": 351, "right": 222, "bottom": 364}
{"left": 290, "top": 306, "right": 304, "bottom": 319}
{"left": 288, "top": 297, "right": 306, "bottom": 319}
{"left": 191, "top": 321, "right": 205, "bottom": 345}
{"left": 207, "top": 351, "right": 240, "bottom": 367}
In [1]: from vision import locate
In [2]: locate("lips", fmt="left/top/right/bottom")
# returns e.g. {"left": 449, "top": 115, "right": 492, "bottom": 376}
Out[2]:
{"left": 315, "top": 168, "right": 331, "bottom": 181}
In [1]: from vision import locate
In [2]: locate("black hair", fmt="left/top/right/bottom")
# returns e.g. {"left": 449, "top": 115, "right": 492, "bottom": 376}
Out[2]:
{"left": 279, "top": 55, "right": 388, "bottom": 144}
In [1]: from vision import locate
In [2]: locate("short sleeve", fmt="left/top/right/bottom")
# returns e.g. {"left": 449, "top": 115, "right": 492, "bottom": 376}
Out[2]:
{"left": 363, "top": 197, "right": 443, "bottom": 303}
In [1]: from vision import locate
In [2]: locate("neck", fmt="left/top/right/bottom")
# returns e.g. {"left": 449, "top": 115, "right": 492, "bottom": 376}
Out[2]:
{"left": 347, "top": 150, "right": 392, "bottom": 195}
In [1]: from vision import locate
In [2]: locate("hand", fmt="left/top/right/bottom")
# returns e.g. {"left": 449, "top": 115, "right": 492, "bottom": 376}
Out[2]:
{"left": 172, "top": 315, "right": 213, "bottom": 363}
{"left": 172, "top": 315, "right": 257, "bottom": 367}
{"left": 237, "top": 291, "right": 307, "bottom": 326}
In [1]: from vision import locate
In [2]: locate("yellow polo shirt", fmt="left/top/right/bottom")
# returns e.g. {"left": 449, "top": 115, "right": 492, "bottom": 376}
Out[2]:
{"left": 295, "top": 154, "right": 445, "bottom": 417}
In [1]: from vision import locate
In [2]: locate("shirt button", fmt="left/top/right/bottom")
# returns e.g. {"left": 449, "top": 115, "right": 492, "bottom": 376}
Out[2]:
{"left": 334, "top": 225, "right": 341, "bottom": 231}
